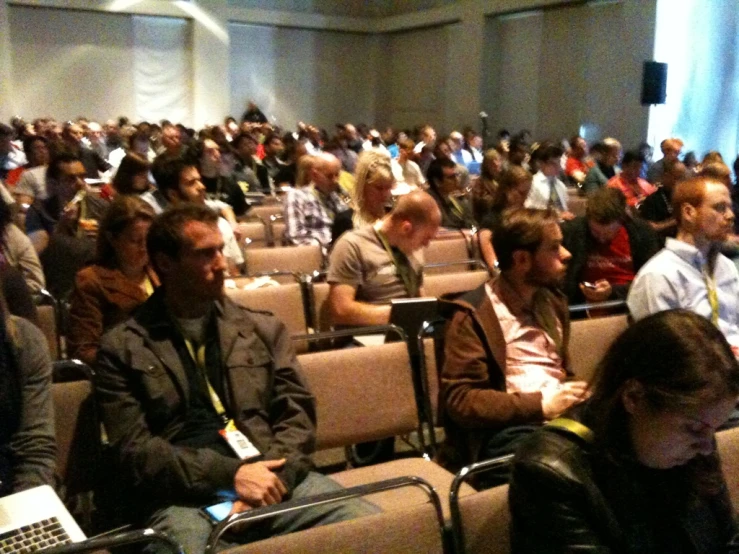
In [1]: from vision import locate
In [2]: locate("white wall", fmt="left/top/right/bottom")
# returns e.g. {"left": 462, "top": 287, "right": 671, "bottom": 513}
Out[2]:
{"left": 229, "top": 23, "right": 379, "bottom": 129}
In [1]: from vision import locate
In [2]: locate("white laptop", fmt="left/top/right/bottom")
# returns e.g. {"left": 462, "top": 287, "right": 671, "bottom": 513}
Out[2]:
{"left": 0, "top": 485, "right": 86, "bottom": 552}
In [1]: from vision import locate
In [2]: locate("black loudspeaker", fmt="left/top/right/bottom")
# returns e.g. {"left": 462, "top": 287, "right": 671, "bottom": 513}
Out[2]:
{"left": 641, "top": 61, "right": 668, "bottom": 105}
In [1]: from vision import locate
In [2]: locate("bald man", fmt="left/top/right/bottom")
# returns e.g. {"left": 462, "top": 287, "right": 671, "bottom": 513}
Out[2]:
{"left": 284, "top": 153, "right": 348, "bottom": 250}
{"left": 327, "top": 191, "right": 442, "bottom": 326}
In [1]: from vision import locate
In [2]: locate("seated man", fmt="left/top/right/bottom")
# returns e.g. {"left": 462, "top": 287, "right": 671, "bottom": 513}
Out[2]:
{"left": 638, "top": 159, "right": 688, "bottom": 241}
{"left": 646, "top": 137, "right": 683, "bottom": 184}
{"left": 606, "top": 150, "right": 656, "bottom": 208}
{"left": 628, "top": 176, "right": 739, "bottom": 347}
{"left": 562, "top": 187, "right": 660, "bottom": 304}
{"left": 327, "top": 191, "right": 441, "bottom": 326}
{"left": 564, "top": 136, "right": 591, "bottom": 187}
{"left": 284, "top": 153, "right": 348, "bottom": 251}
{"left": 96, "top": 205, "right": 377, "bottom": 552}
{"left": 440, "top": 208, "right": 587, "bottom": 471}
{"left": 191, "top": 138, "right": 248, "bottom": 216}
{"left": 25, "top": 153, "right": 109, "bottom": 298}
{"left": 426, "top": 157, "right": 476, "bottom": 230}
{"left": 524, "top": 145, "right": 574, "bottom": 220}
{"left": 150, "top": 157, "right": 243, "bottom": 275}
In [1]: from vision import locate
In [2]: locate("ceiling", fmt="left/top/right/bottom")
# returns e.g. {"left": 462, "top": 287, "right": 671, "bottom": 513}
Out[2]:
{"left": 226, "top": 0, "right": 458, "bottom": 19}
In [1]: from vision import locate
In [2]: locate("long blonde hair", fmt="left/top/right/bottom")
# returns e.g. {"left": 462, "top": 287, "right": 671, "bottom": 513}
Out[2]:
{"left": 353, "top": 150, "right": 393, "bottom": 226}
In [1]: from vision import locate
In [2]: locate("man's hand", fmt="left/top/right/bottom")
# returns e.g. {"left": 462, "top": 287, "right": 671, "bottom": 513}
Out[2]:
{"left": 541, "top": 381, "right": 589, "bottom": 420}
{"left": 560, "top": 211, "right": 576, "bottom": 221}
{"left": 234, "top": 459, "right": 287, "bottom": 508}
{"left": 580, "top": 279, "right": 612, "bottom": 303}
{"left": 228, "top": 499, "right": 252, "bottom": 517}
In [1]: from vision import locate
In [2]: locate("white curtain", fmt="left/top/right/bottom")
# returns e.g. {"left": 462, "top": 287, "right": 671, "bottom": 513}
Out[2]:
{"left": 133, "top": 16, "right": 192, "bottom": 125}
{"left": 649, "top": 0, "right": 739, "bottom": 161}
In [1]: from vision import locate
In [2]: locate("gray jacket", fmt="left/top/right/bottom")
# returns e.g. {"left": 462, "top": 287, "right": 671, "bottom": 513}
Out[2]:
{"left": 96, "top": 291, "right": 316, "bottom": 508}
{"left": 4, "top": 316, "right": 56, "bottom": 494}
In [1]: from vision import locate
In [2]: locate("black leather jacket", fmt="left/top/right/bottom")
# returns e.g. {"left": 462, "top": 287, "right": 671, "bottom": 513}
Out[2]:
{"left": 509, "top": 406, "right": 736, "bottom": 553}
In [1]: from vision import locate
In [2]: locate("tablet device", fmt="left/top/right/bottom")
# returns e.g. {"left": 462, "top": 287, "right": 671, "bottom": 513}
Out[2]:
{"left": 201, "top": 500, "right": 234, "bottom": 524}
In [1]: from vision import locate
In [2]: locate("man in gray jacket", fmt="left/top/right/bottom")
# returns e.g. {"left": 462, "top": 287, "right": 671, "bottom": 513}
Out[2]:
{"left": 96, "top": 204, "right": 376, "bottom": 552}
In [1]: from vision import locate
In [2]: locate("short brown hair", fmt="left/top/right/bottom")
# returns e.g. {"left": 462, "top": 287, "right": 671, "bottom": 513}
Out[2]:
{"left": 493, "top": 208, "right": 559, "bottom": 271}
{"left": 698, "top": 162, "right": 731, "bottom": 186}
{"left": 97, "top": 195, "right": 155, "bottom": 267}
{"left": 147, "top": 204, "right": 220, "bottom": 273}
{"left": 586, "top": 187, "right": 627, "bottom": 224}
{"left": 493, "top": 166, "right": 532, "bottom": 211}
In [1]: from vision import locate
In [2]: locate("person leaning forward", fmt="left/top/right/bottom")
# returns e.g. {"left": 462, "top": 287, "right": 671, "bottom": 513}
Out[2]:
{"left": 96, "top": 204, "right": 377, "bottom": 553}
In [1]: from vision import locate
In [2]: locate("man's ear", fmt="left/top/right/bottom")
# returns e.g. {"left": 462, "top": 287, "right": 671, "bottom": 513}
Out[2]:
{"left": 621, "top": 379, "right": 646, "bottom": 416}
{"left": 511, "top": 249, "right": 532, "bottom": 273}
{"left": 152, "top": 252, "right": 173, "bottom": 277}
{"left": 681, "top": 202, "right": 697, "bottom": 226}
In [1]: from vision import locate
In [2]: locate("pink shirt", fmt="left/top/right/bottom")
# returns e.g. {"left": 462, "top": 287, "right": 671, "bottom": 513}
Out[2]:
{"left": 486, "top": 280, "right": 567, "bottom": 394}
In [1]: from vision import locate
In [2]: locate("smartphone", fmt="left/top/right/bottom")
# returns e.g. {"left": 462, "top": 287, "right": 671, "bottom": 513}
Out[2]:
{"left": 201, "top": 500, "right": 234, "bottom": 524}
{"left": 582, "top": 281, "right": 597, "bottom": 289}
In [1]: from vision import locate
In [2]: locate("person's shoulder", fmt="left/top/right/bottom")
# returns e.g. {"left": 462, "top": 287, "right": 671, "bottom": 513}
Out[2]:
{"left": 513, "top": 425, "right": 591, "bottom": 483}
{"left": 9, "top": 315, "right": 47, "bottom": 348}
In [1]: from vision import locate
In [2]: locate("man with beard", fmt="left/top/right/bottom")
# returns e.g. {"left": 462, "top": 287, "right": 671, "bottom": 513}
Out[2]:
{"left": 628, "top": 177, "right": 739, "bottom": 347}
{"left": 439, "top": 208, "right": 587, "bottom": 474}
{"left": 191, "top": 138, "right": 247, "bottom": 216}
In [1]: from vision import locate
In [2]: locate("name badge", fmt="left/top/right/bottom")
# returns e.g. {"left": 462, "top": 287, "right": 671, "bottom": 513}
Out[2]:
{"left": 220, "top": 420, "right": 261, "bottom": 461}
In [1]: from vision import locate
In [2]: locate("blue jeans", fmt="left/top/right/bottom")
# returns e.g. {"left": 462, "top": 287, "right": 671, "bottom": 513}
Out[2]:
{"left": 146, "top": 472, "right": 380, "bottom": 553}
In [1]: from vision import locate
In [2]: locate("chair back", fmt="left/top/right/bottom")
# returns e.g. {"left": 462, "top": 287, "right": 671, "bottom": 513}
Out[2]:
{"left": 567, "top": 313, "right": 628, "bottom": 382}
{"left": 37, "top": 304, "right": 60, "bottom": 360}
{"left": 245, "top": 244, "right": 323, "bottom": 279}
{"left": 247, "top": 204, "right": 284, "bottom": 222}
{"left": 423, "top": 238, "right": 472, "bottom": 274}
{"left": 52, "top": 377, "right": 101, "bottom": 496}
{"left": 423, "top": 270, "right": 488, "bottom": 299}
{"left": 297, "top": 340, "right": 419, "bottom": 450}
{"left": 236, "top": 221, "right": 269, "bottom": 249}
{"left": 269, "top": 215, "right": 287, "bottom": 246}
{"left": 717, "top": 427, "right": 739, "bottom": 512}
{"left": 308, "top": 281, "right": 332, "bottom": 333}
{"left": 226, "top": 283, "right": 308, "bottom": 338}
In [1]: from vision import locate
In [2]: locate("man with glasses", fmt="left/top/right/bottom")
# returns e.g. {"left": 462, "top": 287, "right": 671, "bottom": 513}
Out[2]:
{"left": 628, "top": 176, "right": 739, "bottom": 347}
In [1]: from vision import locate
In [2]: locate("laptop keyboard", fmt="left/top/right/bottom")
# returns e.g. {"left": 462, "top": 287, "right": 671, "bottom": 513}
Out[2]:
{"left": 0, "top": 517, "right": 72, "bottom": 553}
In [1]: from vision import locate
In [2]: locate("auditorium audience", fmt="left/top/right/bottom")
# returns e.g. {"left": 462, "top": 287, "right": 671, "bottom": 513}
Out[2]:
{"left": 510, "top": 309, "right": 739, "bottom": 553}
{"left": 390, "top": 137, "right": 425, "bottom": 193}
{"left": 638, "top": 159, "right": 687, "bottom": 240}
{"left": 564, "top": 135, "right": 591, "bottom": 187}
{"left": 59, "top": 122, "right": 111, "bottom": 179}
{"left": 562, "top": 187, "right": 660, "bottom": 304}
{"left": 284, "top": 152, "right": 347, "bottom": 251}
{"left": 0, "top": 198, "right": 44, "bottom": 294}
{"left": 583, "top": 138, "right": 621, "bottom": 194}
{"left": 628, "top": 176, "right": 739, "bottom": 347}
{"left": 470, "top": 148, "right": 503, "bottom": 223}
{"left": 477, "top": 165, "right": 532, "bottom": 270}
{"left": 150, "top": 156, "right": 243, "bottom": 275}
{"left": 331, "top": 150, "right": 394, "bottom": 244}
{"left": 67, "top": 196, "right": 158, "bottom": 366}
{"left": 7, "top": 136, "right": 50, "bottom": 203}
{"left": 190, "top": 138, "right": 248, "bottom": 216}
{"left": 440, "top": 208, "right": 587, "bottom": 474}
{"left": 426, "top": 157, "right": 476, "bottom": 229}
{"left": 646, "top": 137, "right": 683, "bottom": 184}
{"left": 96, "top": 204, "right": 377, "bottom": 552}
{"left": 327, "top": 191, "right": 440, "bottom": 327}
{"left": 524, "top": 144, "right": 574, "bottom": 220}
{"left": 607, "top": 150, "right": 656, "bottom": 208}
{"left": 0, "top": 285, "right": 56, "bottom": 498}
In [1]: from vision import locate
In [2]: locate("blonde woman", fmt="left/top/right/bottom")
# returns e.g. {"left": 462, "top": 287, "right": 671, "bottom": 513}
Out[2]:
{"left": 331, "top": 150, "right": 394, "bottom": 244}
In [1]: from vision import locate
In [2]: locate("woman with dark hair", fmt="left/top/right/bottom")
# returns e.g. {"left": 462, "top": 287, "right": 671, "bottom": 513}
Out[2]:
{"left": 510, "top": 310, "right": 739, "bottom": 553}
{"left": 67, "top": 195, "right": 158, "bottom": 365}
{"left": 0, "top": 198, "right": 44, "bottom": 293}
{"left": 477, "top": 165, "right": 532, "bottom": 270}
{"left": 111, "top": 152, "right": 151, "bottom": 196}
{"left": 0, "top": 287, "right": 56, "bottom": 497}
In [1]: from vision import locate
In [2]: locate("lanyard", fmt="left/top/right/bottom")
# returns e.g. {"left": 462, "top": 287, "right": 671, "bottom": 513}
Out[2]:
{"left": 375, "top": 227, "right": 419, "bottom": 297}
{"left": 448, "top": 196, "right": 465, "bottom": 221}
{"left": 184, "top": 339, "right": 228, "bottom": 422}
{"left": 702, "top": 268, "right": 720, "bottom": 326}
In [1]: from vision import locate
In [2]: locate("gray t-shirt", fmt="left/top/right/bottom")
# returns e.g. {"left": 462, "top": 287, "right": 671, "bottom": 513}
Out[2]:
{"left": 327, "top": 226, "right": 424, "bottom": 303}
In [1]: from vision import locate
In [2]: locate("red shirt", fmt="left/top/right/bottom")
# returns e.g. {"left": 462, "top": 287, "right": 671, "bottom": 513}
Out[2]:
{"left": 581, "top": 225, "right": 635, "bottom": 286}
{"left": 565, "top": 157, "right": 593, "bottom": 178}
{"left": 607, "top": 174, "right": 656, "bottom": 207}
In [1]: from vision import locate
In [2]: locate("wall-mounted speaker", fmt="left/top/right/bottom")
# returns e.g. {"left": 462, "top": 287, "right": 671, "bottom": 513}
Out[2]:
{"left": 641, "top": 61, "right": 667, "bottom": 105}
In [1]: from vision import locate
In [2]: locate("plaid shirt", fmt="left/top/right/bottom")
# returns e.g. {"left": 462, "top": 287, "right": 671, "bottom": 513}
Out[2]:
{"left": 284, "top": 184, "right": 348, "bottom": 249}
